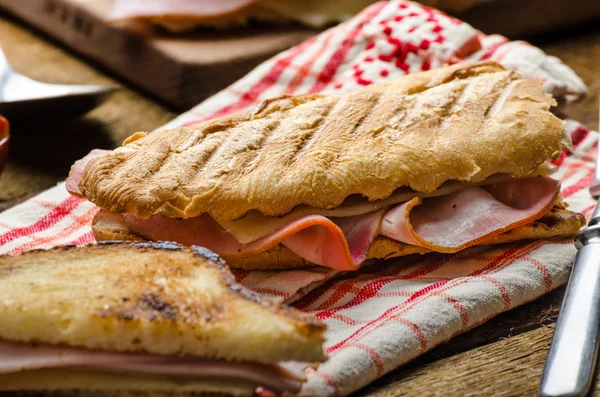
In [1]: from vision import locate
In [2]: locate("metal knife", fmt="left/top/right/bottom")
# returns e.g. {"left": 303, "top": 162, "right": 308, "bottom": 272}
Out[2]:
{"left": 540, "top": 104, "right": 600, "bottom": 397}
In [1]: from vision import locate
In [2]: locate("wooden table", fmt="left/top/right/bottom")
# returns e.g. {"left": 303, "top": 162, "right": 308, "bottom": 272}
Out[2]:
{"left": 0, "top": 11, "right": 599, "bottom": 396}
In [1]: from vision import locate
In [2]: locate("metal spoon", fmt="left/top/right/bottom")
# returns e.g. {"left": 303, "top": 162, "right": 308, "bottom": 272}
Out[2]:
{"left": 0, "top": 46, "right": 119, "bottom": 120}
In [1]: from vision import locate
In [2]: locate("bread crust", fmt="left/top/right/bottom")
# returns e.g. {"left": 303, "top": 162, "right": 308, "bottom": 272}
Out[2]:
{"left": 79, "top": 62, "right": 563, "bottom": 221}
{"left": 0, "top": 242, "right": 326, "bottom": 362}
{"left": 92, "top": 205, "right": 585, "bottom": 270}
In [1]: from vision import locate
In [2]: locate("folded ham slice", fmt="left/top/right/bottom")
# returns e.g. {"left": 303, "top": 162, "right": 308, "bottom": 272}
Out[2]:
{"left": 121, "top": 178, "right": 558, "bottom": 269}
{"left": 0, "top": 339, "right": 305, "bottom": 394}
{"left": 380, "top": 178, "right": 559, "bottom": 253}
{"left": 111, "top": 0, "right": 258, "bottom": 20}
{"left": 124, "top": 211, "right": 385, "bottom": 270}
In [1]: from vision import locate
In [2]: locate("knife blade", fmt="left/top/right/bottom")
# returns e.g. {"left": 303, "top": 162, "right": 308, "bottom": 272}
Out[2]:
{"left": 540, "top": 103, "right": 600, "bottom": 397}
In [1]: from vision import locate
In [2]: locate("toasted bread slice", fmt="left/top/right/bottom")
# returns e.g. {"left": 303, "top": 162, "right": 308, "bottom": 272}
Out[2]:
{"left": 0, "top": 242, "right": 326, "bottom": 363}
{"left": 92, "top": 205, "right": 585, "bottom": 270}
{"left": 79, "top": 62, "right": 563, "bottom": 221}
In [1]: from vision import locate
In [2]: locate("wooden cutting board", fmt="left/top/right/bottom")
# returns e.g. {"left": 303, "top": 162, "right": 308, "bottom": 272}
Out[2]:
{"left": 0, "top": 0, "right": 316, "bottom": 110}
{"left": 1, "top": 0, "right": 599, "bottom": 111}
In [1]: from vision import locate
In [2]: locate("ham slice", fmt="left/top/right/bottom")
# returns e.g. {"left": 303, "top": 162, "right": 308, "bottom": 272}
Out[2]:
{"left": 110, "top": 0, "right": 258, "bottom": 20}
{"left": 115, "top": 178, "right": 557, "bottom": 269}
{"left": 110, "top": 0, "right": 375, "bottom": 29}
{"left": 0, "top": 339, "right": 305, "bottom": 394}
{"left": 124, "top": 210, "right": 385, "bottom": 270}
{"left": 66, "top": 149, "right": 110, "bottom": 197}
{"left": 380, "top": 177, "right": 559, "bottom": 253}
{"left": 215, "top": 163, "right": 557, "bottom": 244}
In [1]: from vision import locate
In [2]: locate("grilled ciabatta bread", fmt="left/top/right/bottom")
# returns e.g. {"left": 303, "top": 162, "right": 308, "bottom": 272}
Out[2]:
{"left": 78, "top": 62, "right": 564, "bottom": 221}
{"left": 0, "top": 242, "right": 326, "bottom": 363}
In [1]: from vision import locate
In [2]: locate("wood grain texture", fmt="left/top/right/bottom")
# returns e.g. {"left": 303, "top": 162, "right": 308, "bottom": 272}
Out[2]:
{"left": 0, "top": 15, "right": 176, "bottom": 208}
{"left": 359, "top": 325, "right": 557, "bottom": 397}
{"left": 0, "top": 0, "right": 315, "bottom": 110}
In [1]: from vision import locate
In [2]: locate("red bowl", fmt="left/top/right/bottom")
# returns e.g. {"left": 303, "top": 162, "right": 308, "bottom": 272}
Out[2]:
{"left": 0, "top": 117, "right": 10, "bottom": 174}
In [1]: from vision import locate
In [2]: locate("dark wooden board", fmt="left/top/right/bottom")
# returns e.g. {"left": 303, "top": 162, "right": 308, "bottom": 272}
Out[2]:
{"left": 461, "top": 0, "right": 600, "bottom": 39}
{"left": 0, "top": 0, "right": 315, "bottom": 111}
{"left": 1, "top": 0, "right": 599, "bottom": 112}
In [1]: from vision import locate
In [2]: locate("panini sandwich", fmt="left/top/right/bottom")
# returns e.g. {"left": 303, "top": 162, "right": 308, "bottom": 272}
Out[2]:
{"left": 68, "top": 61, "right": 585, "bottom": 271}
{"left": 0, "top": 242, "right": 326, "bottom": 395}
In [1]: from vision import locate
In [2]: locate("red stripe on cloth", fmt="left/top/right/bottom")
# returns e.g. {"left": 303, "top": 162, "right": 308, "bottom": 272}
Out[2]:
{"left": 30, "top": 200, "right": 61, "bottom": 209}
{"left": 7, "top": 206, "right": 98, "bottom": 255}
{"left": 312, "top": 276, "right": 401, "bottom": 316}
{"left": 329, "top": 312, "right": 360, "bottom": 325}
{"left": 309, "top": 2, "right": 387, "bottom": 93}
{"left": 295, "top": 280, "right": 345, "bottom": 310}
{"left": 325, "top": 243, "right": 540, "bottom": 353}
{"left": 67, "top": 232, "right": 95, "bottom": 247}
{"left": 436, "top": 292, "right": 470, "bottom": 330}
{"left": 479, "top": 41, "right": 506, "bottom": 61}
{"left": 477, "top": 274, "right": 511, "bottom": 308}
{"left": 582, "top": 203, "right": 596, "bottom": 219}
{"left": 561, "top": 168, "right": 594, "bottom": 198}
{"left": 309, "top": 369, "right": 342, "bottom": 397}
{"left": 571, "top": 125, "right": 591, "bottom": 147}
{"left": 400, "top": 247, "right": 514, "bottom": 306}
{"left": 326, "top": 309, "right": 429, "bottom": 355}
{"left": 190, "top": 39, "right": 315, "bottom": 124}
{"left": 296, "top": 253, "right": 459, "bottom": 310}
{"left": 404, "top": 279, "right": 448, "bottom": 304}
{"left": 314, "top": 244, "right": 525, "bottom": 321}
{"left": 553, "top": 148, "right": 568, "bottom": 167}
{"left": 346, "top": 342, "right": 385, "bottom": 376}
{"left": 374, "top": 291, "right": 412, "bottom": 298}
{"left": 314, "top": 281, "right": 362, "bottom": 310}
{"left": 326, "top": 302, "right": 428, "bottom": 354}
{"left": 284, "top": 32, "right": 335, "bottom": 95}
{"left": 469, "top": 244, "right": 529, "bottom": 276}
{"left": 0, "top": 196, "right": 85, "bottom": 247}
{"left": 558, "top": 161, "right": 586, "bottom": 184}
{"left": 395, "top": 317, "right": 428, "bottom": 352}
{"left": 396, "top": 253, "right": 459, "bottom": 280}
{"left": 522, "top": 256, "right": 553, "bottom": 291}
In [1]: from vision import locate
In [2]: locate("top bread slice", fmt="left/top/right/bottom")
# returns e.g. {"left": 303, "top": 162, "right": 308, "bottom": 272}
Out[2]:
{"left": 0, "top": 242, "right": 326, "bottom": 364}
{"left": 79, "top": 61, "right": 563, "bottom": 221}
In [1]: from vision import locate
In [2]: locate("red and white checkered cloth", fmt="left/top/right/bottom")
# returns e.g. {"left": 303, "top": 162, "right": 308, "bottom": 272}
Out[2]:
{"left": 0, "top": 1, "right": 595, "bottom": 395}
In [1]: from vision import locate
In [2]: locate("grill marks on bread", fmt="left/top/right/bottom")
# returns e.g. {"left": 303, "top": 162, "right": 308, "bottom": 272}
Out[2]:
{"left": 79, "top": 62, "right": 563, "bottom": 220}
